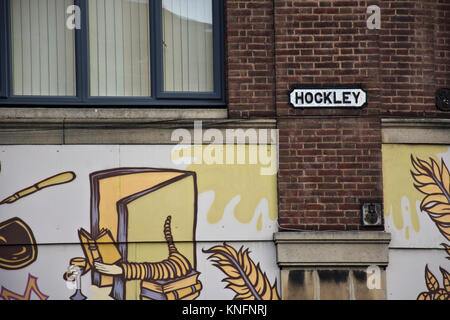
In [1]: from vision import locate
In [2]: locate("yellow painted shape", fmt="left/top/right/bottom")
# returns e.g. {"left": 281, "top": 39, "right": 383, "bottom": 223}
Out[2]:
{"left": 176, "top": 145, "right": 278, "bottom": 225}
{"left": 37, "top": 172, "right": 75, "bottom": 188}
{"left": 382, "top": 144, "right": 448, "bottom": 235}
{"left": 123, "top": 175, "right": 196, "bottom": 300}
{"left": 98, "top": 171, "right": 184, "bottom": 240}
{"left": 257, "top": 213, "right": 263, "bottom": 231}
{"left": 89, "top": 286, "right": 114, "bottom": 300}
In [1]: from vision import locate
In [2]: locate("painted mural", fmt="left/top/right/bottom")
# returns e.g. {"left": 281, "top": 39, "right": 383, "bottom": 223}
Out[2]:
{"left": 0, "top": 145, "right": 280, "bottom": 300}
{"left": 0, "top": 172, "right": 75, "bottom": 272}
{"left": 410, "top": 156, "right": 450, "bottom": 300}
{"left": 203, "top": 243, "right": 280, "bottom": 300}
{"left": 1, "top": 274, "right": 48, "bottom": 300}
{"left": 383, "top": 145, "right": 450, "bottom": 300}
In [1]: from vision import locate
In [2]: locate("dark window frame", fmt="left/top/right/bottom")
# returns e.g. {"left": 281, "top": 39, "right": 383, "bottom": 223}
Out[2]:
{"left": 0, "top": 0, "right": 225, "bottom": 107}
{"left": 0, "top": 0, "right": 7, "bottom": 99}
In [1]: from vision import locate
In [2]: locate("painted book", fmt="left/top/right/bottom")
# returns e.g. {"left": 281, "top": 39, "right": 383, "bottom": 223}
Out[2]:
{"left": 78, "top": 228, "right": 122, "bottom": 268}
{"left": 141, "top": 270, "right": 200, "bottom": 293}
{"left": 181, "top": 291, "right": 201, "bottom": 300}
{"left": 89, "top": 168, "right": 198, "bottom": 300}
{"left": 140, "top": 281, "right": 203, "bottom": 300}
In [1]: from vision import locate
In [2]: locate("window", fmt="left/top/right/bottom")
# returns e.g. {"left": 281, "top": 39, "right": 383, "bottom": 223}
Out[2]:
{"left": 0, "top": 0, "right": 7, "bottom": 98}
{"left": 88, "top": 0, "right": 151, "bottom": 97}
{"left": 0, "top": 0, "right": 224, "bottom": 106}
{"left": 162, "top": 0, "right": 214, "bottom": 93}
{"left": 10, "top": 0, "right": 76, "bottom": 96}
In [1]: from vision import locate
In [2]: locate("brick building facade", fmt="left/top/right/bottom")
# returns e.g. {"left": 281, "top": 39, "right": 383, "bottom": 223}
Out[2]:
{"left": 226, "top": 0, "right": 449, "bottom": 231}
{"left": 224, "top": 0, "right": 449, "bottom": 300}
{"left": 0, "top": 0, "right": 449, "bottom": 300}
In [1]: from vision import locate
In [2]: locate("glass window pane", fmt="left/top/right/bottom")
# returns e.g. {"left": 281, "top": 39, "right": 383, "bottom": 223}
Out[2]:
{"left": 10, "top": 0, "right": 76, "bottom": 96}
{"left": 162, "top": 0, "right": 214, "bottom": 93}
{"left": 89, "top": 0, "right": 151, "bottom": 97}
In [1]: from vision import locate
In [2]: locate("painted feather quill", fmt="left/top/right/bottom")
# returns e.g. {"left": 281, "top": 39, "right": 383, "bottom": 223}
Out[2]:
{"left": 203, "top": 243, "right": 280, "bottom": 300}
{"left": 411, "top": 156, "right": 450, "bottom": 300}
{"left": 411, "top": 156, "right": 450, "bottom": 241}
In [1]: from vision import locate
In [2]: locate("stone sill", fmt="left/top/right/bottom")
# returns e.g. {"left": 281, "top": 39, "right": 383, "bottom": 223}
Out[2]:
{"left": 0, "top": 107, "right": 228, "bottom": 122}
{"left": 0, "top": 108, "right": 277, "bottom": 144}
{"left": 382, "top": 118, "right": 450, "bottom": 144}
{"left": 274, "top": 231, "right": 391, "bottom": 268}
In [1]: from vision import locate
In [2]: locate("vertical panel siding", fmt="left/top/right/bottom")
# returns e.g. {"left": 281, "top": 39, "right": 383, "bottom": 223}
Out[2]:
{"left": 162, "top": 0, "right": 213, "bottom": 93}
{"left": 88, "top": 0, "right": 150, "bottom": 97}
{"left": 10, "top": 0, "right": 76, "bottom": 96}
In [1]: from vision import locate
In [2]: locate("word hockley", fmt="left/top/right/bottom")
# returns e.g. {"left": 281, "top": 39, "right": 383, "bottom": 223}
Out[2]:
{"left": 289, "top": 87, "right": 367, "bottom": 108}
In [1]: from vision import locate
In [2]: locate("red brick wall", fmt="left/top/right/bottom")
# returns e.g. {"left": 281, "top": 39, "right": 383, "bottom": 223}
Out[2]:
{"left": 274, "top": 0, "right": 381, "bottom": 118}
{"left": 226, "top": 0, "right": 276, "bottom": 118}
{"left": 434, "top": 1, "right": 450, "bottom": 91}
{"left": 278, "top": 117, "right": 382, "bottom": 231}
{"left": 225, "top": 0, "right": 450, "bottom": 118}
{"left": 380, "top": 0, "right": 450, "bottom": 117}
{"left": 225, "top": 0, "right": 450, "bottom": 230}
{"left": 274, "top": 0, "right": 384, "bottom": 230}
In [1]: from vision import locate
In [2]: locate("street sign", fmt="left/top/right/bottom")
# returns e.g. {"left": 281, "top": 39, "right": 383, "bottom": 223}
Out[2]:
{"left": 289, "top": 87, "right": 367, "bottom": 109}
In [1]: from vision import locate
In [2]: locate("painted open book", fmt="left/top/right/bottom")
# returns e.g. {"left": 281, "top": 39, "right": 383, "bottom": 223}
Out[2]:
{"left": 88, "top": 168, "right": 198, "bottom": 300}
{"left": 78, "top": 228, "right": 122, "bottom": 268}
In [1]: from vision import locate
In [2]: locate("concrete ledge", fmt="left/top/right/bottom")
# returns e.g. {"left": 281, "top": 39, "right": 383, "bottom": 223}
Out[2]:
{"left": 0, "top": 117, "right": 277, "bottom": 145}
{"left": 274, "top": 231, "right": 391, "bottom": 267}
{"left": 0, "top": 107, "right": 228, "bottom": 121}
{"left": 382, "top": 118, "right": 450, "bottom": 144}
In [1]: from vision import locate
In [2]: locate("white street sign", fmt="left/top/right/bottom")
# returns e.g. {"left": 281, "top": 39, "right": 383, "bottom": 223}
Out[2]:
{"left": 290, "top": 88, "right": 367, "bottom": 108}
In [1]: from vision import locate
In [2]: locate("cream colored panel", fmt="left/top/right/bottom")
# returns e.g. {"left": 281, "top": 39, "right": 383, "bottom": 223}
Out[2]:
{"left": 163, "top": 0, "right": 214, "bottom": 93}
{"left": 89, "top": 0, "right": 150, "bottom": 97}
{"left": 10, "top": 0, "right": 76, "bottom": 96}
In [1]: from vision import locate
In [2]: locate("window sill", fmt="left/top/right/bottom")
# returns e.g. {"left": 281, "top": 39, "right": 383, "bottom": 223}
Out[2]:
{"left": 0, "top": 110, "right": 280, "bottom": 145}
{"left": 0, "top": 106, "right": 228, "bottom": 122}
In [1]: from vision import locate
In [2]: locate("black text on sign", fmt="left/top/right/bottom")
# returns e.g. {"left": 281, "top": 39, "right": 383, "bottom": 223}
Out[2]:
{"left": 289, "top": 88, "right": 368, "bottom": 108}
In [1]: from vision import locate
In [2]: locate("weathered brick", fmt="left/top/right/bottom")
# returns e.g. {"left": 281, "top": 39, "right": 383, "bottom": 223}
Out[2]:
{"left": 226, "top": 0, "right": 449, "bottom": 230}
